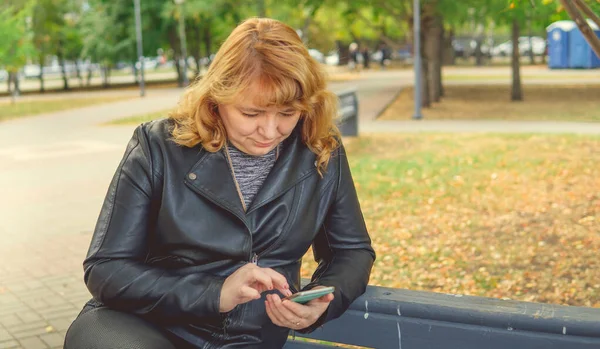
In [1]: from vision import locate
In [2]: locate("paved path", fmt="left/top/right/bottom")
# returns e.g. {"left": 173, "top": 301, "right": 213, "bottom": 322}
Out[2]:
{"left": 0, "top": 69, "right": 598, "bottom": 349}
{"left": 0, "top": 87, "right": 183, "bottom": 349}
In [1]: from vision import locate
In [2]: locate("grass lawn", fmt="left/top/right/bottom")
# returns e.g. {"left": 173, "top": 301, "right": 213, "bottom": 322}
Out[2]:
{"left": 379, "top": 84, "right": 600, "bottom": 122}
{"left": 301, "top": 134, "right": 600, "bottom": 308}
{"left": 443, "top": 74, "right": 600, "bottom": 81}
{"left": 105, "top": 109, "right": 172, "bottom": 125}
{"left": 0, "top": 96, "right": 134, "bottom": 122}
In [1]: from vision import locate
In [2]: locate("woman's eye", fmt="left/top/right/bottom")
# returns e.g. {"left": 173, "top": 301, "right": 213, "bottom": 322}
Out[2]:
{"left": 242, "top": 113, "right": 259, "bottom": 117}
{"left": 280, "top": 112, "right": 296, "bottom": 117}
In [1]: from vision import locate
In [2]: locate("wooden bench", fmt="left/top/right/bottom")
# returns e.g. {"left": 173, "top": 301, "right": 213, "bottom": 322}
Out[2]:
{"left": 284, "top": 284, "right": 600, "bottom": 348}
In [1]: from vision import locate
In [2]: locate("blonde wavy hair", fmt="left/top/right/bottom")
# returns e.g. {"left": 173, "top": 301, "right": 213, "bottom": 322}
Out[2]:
{"left": 169, "top": 17, "right": 340, "bottom": 175}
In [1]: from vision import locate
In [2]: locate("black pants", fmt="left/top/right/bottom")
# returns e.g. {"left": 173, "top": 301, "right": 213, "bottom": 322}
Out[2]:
{"left": 64, "top": 306, "right": 195, "bottom": 349}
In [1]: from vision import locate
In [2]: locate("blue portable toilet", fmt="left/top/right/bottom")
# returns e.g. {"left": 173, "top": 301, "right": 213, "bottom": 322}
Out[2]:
{"left": 568, "top": 25, "right": 600, "bottom": 68}
{"left": 546, "top": 21, "right": 574, "bottom": 69}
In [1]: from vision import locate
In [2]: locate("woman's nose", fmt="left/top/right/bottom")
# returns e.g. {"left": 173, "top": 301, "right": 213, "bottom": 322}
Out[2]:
{"left": 258, "top": 115, "right": 278, "bottom": 139}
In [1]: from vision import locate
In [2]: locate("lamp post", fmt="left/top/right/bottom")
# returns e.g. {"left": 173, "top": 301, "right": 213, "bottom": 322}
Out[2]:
{"left": 134, "top": 0, "right": 145, "bottom": 97}
{"left": 174, "top": 0, "right": 189, "bottom": 86}
{"left": 413, "top": 0, "right": 422, "bottom": 119}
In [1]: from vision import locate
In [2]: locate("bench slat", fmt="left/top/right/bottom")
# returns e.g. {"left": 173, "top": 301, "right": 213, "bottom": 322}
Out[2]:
{"left": 298, "top": 310, "right": 600, "bottom": 348}
{"left": 283, "top": 340, "right": 341, "bottom": 349}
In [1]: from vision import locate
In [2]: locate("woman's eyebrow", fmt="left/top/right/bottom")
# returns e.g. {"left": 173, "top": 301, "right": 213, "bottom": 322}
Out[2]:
{"left": 238, "top": 106, "right": 296, "bottom": 113}
{"left": 238, "top": 106, "right": 265, "bottom": 112}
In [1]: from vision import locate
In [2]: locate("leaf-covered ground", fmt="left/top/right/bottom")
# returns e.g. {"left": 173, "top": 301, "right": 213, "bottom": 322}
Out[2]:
{"left": 378, "top": 84, "right": 600, "bottom": 122}
{"left": 301, "top": 134, "right": 600, "bottom": 308}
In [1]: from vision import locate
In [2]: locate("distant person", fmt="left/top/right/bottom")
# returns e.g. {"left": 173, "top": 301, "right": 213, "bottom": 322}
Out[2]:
{"left": 379, "top": 43, "right": 391, "bottom": 69}
{"left": 348, "top": 42, "right": 359, "bottom": 71}
{"left": 361, "top": 46, "right": 370, "bottom": 69}
{"left": 64, "top": 18, "right": 375, "bottom": 349}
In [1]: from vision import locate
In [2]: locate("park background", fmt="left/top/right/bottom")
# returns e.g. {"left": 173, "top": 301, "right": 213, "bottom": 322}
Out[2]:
{"left": 1, "top": 0, "right": 600, "bottom": 348}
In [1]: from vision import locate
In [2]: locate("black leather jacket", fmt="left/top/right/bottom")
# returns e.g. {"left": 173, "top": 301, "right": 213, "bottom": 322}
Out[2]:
{"left": 83, "top": 119, "right": 375, "bottom": 348}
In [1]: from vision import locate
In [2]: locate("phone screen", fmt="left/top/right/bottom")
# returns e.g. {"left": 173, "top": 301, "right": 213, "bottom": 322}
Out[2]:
{"left": 284, "top": 286, "right": 335, "bottom": 304}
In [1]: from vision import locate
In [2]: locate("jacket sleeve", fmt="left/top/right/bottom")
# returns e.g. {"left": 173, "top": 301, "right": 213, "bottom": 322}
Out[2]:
{"left": 300, "top": 143, "right": 376, "bottom": 332}
{"left": 83, "top": 125, "right": 225, "bottom": 323}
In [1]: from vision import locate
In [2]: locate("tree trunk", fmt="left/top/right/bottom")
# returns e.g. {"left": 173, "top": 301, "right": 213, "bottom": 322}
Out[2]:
{"left": 541, "top": 43, "right": 547, "bottom": 64}
{"left": 57, "top": 40, "right": 70, "bottom": 91}
{"left": 10, "top": 71, "right": 20, "bottom": 104}
{"left": 86, "top": 64, "right": 93, "bottom": 86}
{"left": 75, "top": 61, "right": 83, "bottom": 87}
{"left": 427, "top": 15, "right": 442, "bottom": 103}
{"left": 527, "top": 17, "right": 535, "bottom": 65}
{"left": 511, "top": 19, "right": 523, "bottom": 101}
{"left": 447, "top": 28, "right": 456, "bottom": 65}
{"left": 203, "top": 22, "right": 212, "bottom": 66}
{"left": 337, "top": 40, "right": 349, "bottom": 65}
{"left": 439, "top": 18, "right": 445, "bottom": 97}
{"left": 475, "top": 38, "right": 483, "bottom": 66}
{"left": 168, "top": 27, "right": 184, "bottom": 86}
{"left": 38, "top": 70, "right": 45, "bottom": 93}
{"left": 101, "top": 64, "right": 110, "bottom": 88}
{"left": 7, "top": 72, "right": 12, "bottom": 95}
{"left": 421, "top": 23, "right": 431, "bottom": 108}
{"left": 191, "top": 24, "right": 202, "bottom": 76}
{"left": 38, "top": 56, "right": 45, "bottom": 93}
{"left": 174, "top": 56, "right": 183, "bottom": 87}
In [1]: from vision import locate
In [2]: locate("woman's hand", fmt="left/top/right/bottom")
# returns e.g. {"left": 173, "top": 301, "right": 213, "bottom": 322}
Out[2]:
{"left": 219, "top": 263, "right": 293, "bottom": 313}
{"left": 265, "top": 286, "right": 334, "bottom": 330}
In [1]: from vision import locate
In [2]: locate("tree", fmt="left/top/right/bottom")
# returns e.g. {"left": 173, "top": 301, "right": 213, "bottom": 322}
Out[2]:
{"left": 561, "top": 0, "right": 600, "bottom": 57}
{"left": 80, "top": 1, "right": 133, "bottom": 87}
{"left": 0, "top": 3, "right": 35, "bottom": 102}
{"left": 32, "top": 0, "right": 59, "bottom": 93}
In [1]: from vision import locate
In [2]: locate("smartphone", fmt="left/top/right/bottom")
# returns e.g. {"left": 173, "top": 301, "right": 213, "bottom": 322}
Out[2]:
{"left": 283, "top": 286, "right": 335, "bottom": 304}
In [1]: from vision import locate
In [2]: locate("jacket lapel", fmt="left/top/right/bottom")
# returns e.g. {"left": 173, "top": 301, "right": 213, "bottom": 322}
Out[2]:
{"left": 183, "top": 148, "right": 248, "bottom": 224}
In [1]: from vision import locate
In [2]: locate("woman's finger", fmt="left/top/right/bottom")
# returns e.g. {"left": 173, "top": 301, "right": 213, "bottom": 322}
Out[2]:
{"left": 239, "top": 285, "right": 261, "bottom": 301}
{"left": 266, "top": 295, "right": 286, "bottom": 326}
{"left": 270, "top": 294, "right": 301, "bottom": 326}
{"left": 246, "top": 268, "right": 273, "bottom": 291}
{"left": 261, "top": 268, "right": 290, "bottom": 293}
{"left": 281, "top": 299, "right": 311, "bottom": 319}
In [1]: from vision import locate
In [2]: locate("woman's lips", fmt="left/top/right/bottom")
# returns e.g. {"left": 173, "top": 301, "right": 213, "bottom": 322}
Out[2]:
{"left": 254, "top": 141, "right": 274, "bottom": 148}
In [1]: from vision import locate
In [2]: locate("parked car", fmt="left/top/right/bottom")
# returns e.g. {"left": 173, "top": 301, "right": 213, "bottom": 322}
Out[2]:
{"left": 135, "top": 57, "right": 159, "bottom": 70}
{"left": 452, "top": 39, "right": 466, "bottom": 58}
{"left": 23, "top": 64, "right": 41, "bottom": 79}
{"left": 491, "top": 36, "right": 546, "bottom": 57}
{"left": 325, "top": 51, "right": 339, "bottom": 66}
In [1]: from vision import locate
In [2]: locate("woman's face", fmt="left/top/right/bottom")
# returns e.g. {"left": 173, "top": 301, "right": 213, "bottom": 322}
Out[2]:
{"left": 218, "top": 81, "right": 302, "bottom": 156}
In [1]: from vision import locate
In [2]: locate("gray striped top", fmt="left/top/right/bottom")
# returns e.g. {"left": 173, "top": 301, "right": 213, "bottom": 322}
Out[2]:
{"left": 226, "top": 143, "right": 279, "bottom": 209}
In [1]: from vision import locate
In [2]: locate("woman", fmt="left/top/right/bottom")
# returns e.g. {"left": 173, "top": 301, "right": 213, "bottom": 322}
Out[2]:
{"left": 65, "top": 18, "right": 375, "bottom": 349}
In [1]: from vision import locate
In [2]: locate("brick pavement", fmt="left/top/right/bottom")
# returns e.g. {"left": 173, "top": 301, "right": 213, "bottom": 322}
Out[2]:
{"left": 0, "top": 233, "right": 91, "bottom": 349}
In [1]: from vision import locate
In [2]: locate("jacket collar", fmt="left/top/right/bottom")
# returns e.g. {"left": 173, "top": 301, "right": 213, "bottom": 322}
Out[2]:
{"left": 183, "top": 126, "right": 317, "bottom": 220}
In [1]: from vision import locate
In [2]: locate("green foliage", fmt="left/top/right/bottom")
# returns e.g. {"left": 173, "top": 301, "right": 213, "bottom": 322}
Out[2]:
{"left": 0, "top": 2, "right": 35, "bottom": 72}
{"left": 2, "top": 0, "right": 600, "bottom": 72}
{"left": 80, "top": 1, "right": 132, "bottom": 65}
